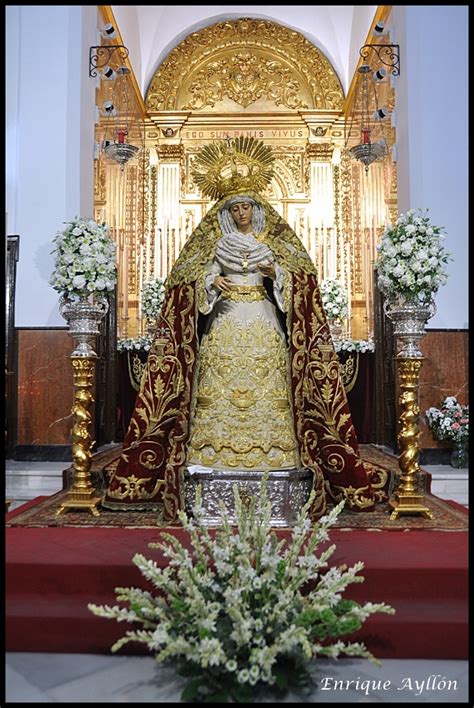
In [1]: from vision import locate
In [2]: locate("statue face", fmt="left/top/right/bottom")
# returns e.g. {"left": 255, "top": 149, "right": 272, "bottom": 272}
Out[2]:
{"left": 230, "top": 202, "right": 253, "bottom": 232}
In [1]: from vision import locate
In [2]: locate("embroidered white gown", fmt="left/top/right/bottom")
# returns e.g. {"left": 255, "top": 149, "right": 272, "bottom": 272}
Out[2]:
{"left": 186, "top": 233, "right": 300, "bottom": 470}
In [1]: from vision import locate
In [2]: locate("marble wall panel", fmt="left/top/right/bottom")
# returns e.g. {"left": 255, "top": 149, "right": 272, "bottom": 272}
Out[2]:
{"left": 17, "top": 329, "right": 75, "bottom": 445}
{"left": 395, "top": 330, "right": 468, "bottom": 450}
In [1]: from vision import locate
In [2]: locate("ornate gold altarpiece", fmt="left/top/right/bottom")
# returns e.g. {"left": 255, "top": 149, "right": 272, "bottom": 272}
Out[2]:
{"left": 94, "top": 18, "right": 397, "bottom": 340}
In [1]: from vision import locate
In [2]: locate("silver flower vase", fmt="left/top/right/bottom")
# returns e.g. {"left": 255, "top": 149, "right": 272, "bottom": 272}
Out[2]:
{"left": 328, "top": 318, "right": 344, "bottom": 345}
{"left": 383, "top": 297, "right": 436, "bottom": 358}
{"left": 57, "top": 292, "right": 109, "bottom": 517}
{"left": 59, "top": 293, "right": 109, "bottom": 357}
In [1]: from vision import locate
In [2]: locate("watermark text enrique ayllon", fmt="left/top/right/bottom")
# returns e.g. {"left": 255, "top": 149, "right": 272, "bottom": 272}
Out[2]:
{"left": 319, "top": 674, "right": 458, "bottom": 697}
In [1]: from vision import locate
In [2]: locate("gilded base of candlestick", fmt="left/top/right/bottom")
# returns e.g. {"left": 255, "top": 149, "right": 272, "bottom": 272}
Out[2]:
{"left": 56, "top": 491, "right": 102, "bottom": 517}
{"left": 389, "top": 494, "right": 433, "bottom": 520}
{"left": 389, "top": 357, "right": 433, "bottom": 521}
{"left": 56, "top": 356, "right": 102, "bottom": 517}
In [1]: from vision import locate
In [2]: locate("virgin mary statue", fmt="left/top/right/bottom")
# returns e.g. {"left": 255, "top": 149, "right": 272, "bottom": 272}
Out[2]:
{"left": 103, "top": 137, "right": 388, "bottom": 521}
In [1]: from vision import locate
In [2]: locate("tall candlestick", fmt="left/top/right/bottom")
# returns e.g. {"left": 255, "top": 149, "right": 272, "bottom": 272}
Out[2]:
{"left": 123, "top": 243, "right": 129, "bottom": 322}
{"left": 340, "top": 238, "right": 345, "bottom": 288}
{"left": 365, "top": 242, "right": 371, "bottom": 338}
{"left": 322, "top": 223, "right": 327, "bottom": 279}
{"left": 346, "top": 242, "right": 352, "bottom": 337}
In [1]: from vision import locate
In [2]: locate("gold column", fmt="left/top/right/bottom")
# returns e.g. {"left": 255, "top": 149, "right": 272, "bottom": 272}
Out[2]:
{"left": 389, "top": 358, "right": 433, "bottom": 520}
{"left": 56, "top": 357, "right": 102, "bottom": 517}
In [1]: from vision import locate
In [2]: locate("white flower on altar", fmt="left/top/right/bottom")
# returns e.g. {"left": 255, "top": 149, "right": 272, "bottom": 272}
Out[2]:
{"left": 334, "top": 339, "right": 375, "bottom": 353}
{"left": 49, "top": 217, "right": 117, "bottom": 299}
{"left": 141, "top": 276, "right": 166, "bottom": 321}
{"left": 320, "top": 278, "right": 348, "bottom": 322}
{"left": 375, "top": 208, "right": 452, "bottom": 304}
{"left": 117, "top": 335, "right": 153, "bottom": 352}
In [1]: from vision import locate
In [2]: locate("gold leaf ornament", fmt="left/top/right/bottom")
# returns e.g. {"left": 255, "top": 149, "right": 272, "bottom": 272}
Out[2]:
{"left": 190, "top": 136, "right": 275, "bottom": 200}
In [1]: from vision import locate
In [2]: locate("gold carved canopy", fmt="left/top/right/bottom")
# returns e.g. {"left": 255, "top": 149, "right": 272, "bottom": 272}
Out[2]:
{"left": 146, "top": 18, "right": 344, "bottom": 112}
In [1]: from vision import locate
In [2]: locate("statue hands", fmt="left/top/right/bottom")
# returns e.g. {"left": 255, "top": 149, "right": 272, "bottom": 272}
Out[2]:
{"left": 257, "top": 261, "right": 276, "bottom": 280}
{"left": 213, "top": 275, "right": 234, "bottom": 292}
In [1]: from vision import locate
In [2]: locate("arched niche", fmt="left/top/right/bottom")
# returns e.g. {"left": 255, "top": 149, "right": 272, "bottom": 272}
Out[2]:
{"left": 146, "top": 18, "right": 344, "bottom": 113}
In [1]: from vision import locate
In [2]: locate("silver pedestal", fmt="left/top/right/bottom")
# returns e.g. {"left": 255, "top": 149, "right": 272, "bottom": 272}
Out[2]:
{"left": 184, "top": 466, "right": 313, "bottom": 527}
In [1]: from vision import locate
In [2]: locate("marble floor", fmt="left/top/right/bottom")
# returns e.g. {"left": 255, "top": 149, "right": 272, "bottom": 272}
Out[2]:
{"left": 5, "top": 654, "right": 470, "bottom": 703}
{"left": 5, "top": 451, "right": 469, "bottom": 703}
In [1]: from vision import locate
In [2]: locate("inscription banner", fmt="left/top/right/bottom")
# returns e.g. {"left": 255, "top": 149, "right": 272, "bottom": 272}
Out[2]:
{"left": 183, "top": 128, "right": 307, "bottom": 140}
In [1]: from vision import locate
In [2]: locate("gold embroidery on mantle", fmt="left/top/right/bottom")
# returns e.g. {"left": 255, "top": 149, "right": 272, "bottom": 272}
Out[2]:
{"left": 339, "top": 352, "right": 359, "bottom": 394}
{"left": 187, "top": 316, "right": 299, "bottom": 469}
{"left": 325, "top": 481, "right": 374, "bottom": 509}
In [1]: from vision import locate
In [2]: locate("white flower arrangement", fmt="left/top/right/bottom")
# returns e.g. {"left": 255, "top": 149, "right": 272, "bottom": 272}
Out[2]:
{"left": 88, "top": 480, "right": 394, "bottom": 702}
{"left": 334, "top": 339, "right": 375, "bottom": 354}
{"left": 141, "top": 276, "right": 165, "bottom": 321}
{"left": 117, "top": 335, "right": 153, "bottom": 353}
{"left": 320, "top": 278, "right": 348, "bottom": 321}
{"left": 49, "top": 217, "right": 117, "bottom": 298}
{"left": 375, "top": 209, "right": 452, "bottom": 303}
{"left": 425, "top": 397, "right": 469, "bottom": 445}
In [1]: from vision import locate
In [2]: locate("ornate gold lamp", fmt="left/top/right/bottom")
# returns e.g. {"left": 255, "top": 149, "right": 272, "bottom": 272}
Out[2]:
{"left": 385, "top": 300, "right": 435, "bottom": 520}
{"left": 344, "top": 42, "right": 399, "bottom": 174}
{"left": 56, "top": 295, "right": 109, "bottom": 517}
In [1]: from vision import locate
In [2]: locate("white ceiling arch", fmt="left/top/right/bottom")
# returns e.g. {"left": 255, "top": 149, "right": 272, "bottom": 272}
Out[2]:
{"left": 111, "top": 5, "right": 378, "bottom": 98}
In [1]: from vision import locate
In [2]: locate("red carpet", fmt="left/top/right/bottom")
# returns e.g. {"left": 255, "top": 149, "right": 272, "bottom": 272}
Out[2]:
{"left": 6, "top": 497, "right": 468, "bottom": 659}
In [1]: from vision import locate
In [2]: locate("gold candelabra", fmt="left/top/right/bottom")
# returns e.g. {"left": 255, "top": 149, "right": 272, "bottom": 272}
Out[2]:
{"left": 57, "top": 294, "right": 109, "bottom": 517}
{"left": 56, "top": 357, "right": 102, "bottom": 517}
{"left": 389, "top": 358, "right": 433, "bottom": 520}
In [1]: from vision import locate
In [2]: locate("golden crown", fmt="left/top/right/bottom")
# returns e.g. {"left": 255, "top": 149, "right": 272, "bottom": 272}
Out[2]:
{"left": 190, "top": 136, "right": 275, "bottom": 200}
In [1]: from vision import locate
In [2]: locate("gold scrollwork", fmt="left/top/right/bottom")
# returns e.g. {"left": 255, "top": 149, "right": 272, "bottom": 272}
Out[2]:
{"left": 187, "top": 316, "right": 299, "bottom": 469}
{"left": 157, "top": 144, "right": 184, "bottom": 162}
{"left": 183, "top": 52, "right": 308, "bottom": 111}
{"left": 221, "top": 285, "right": 267, "bottom": 303}
{"left": 305, "top": 143, "right": 334, "bottom": 162}
{"left": 146, "top": 19, "right": 344, "bottom": 112}
{"left": 127, "top": 352, "right": 147, "bottom": 392}
{"left": 339, "top": 352, "right": 359, "bottom": 393}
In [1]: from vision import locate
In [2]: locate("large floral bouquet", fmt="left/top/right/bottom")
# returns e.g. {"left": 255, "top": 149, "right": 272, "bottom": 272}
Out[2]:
{"left": 49, "top": 217, "right": 116, "bottom": 299}
{"left": 320, "top": 278, "right": 348, "bottom": 321}
{"left": 88, "top": 481, "right": 394, "bottom": 703}
{"left": 375, "top": 209, "right": 451, "bottom": 303}
{"left": 141, "top": 276, "right": 165, "bottom": 321}
{"left": 425, "top": 396, "right": 469, "bottom": 445}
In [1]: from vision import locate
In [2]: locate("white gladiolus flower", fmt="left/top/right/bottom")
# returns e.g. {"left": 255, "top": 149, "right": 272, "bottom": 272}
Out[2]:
{"left": 87, "top": 479, "right": 396, "bottom": 699}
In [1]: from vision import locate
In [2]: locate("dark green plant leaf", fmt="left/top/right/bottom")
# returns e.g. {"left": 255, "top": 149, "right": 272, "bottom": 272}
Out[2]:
{"left": 181, "top": 677, "right": 206, "bottom": 701}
